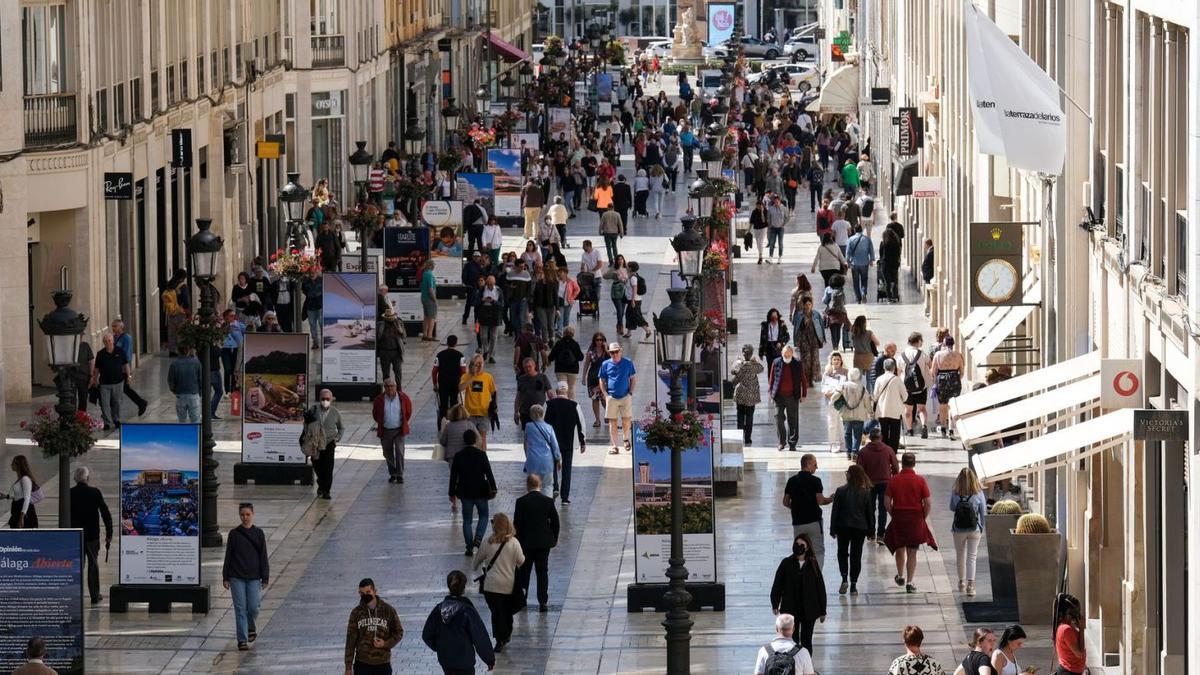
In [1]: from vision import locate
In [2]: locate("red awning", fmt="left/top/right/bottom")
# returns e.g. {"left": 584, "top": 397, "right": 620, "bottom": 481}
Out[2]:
{"left": 482, "top": 32, "right": 529, "bottom": 63}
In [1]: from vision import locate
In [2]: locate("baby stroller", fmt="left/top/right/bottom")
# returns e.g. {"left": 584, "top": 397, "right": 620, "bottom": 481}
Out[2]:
{"left": 577, "top": 271, "right": 600, "bottom": 320}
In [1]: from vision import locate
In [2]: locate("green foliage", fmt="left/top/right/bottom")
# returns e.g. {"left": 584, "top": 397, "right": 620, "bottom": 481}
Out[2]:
{"left": 636, "top": 502, "right": 713, "bottom": 535}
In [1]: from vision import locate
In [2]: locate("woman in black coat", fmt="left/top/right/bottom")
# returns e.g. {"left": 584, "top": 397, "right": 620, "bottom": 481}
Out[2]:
{"left": 879, "top": 228, "right": 902, "bottom": 303}
{"left": 758, "top": 308, "right": 790, "bottom": 365}
{"left": 770, "top": 533, "right": 827, "bottom": 656}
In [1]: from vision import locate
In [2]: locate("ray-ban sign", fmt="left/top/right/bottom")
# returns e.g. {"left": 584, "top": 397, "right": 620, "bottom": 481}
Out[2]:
{"left": 103, "top": 172, "right": 133, "bottom": 200}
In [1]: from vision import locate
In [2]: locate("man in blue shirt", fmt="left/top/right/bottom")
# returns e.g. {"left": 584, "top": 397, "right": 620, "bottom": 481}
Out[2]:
{"left": 598, "top": 342, "right": 637, "bottom": 455}
{"left": 110, "top": 319, "right": 148, "bottom": 416}
{"left": 845, "top": 225, "right": 876, "bottom": 303}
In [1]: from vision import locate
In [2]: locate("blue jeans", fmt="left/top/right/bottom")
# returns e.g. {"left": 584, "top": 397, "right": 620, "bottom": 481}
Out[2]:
{"left": 210, "top": 370, "right": 223, "bottom": 417}
{"left": 767, "top": 227, "right": 784, "bottom": 257}
{"left": 559, "top": 302, "right": 573, "bottom": 332}
{"left": 176, "top": 394, "right": 201, "bottom": 423}
{"left": 872, "top": 483, "right": 888, "bottom": 538}
{"left": 306, "top": 311, "right": 320, "bottom": 347}
{"left": 843, "top": 420, "right": 864, "bottom": 455}
{"left": 229, "top": 577, "right": 262, "bottom": 644}
{"left": 461, "top": 497, "right": 490, "bottom": 548}
{"left": 508, "top": 299, "right": 528, "bottom": 333}
{"left": 851, "top": 265, "right": 870, "bottom": 302}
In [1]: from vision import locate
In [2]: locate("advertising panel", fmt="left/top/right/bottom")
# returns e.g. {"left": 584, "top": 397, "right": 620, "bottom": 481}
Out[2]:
{"left": 631, "top": 422, "right": 717, "bottom": 583}
{"left": 707, "top": 4, "right": 736, "bottom": 46}
{"left": 455, "top": 173, "right": 495, "bottom": 216}
{"left": 548, "top": 107, "right": 570, "bottom": 137}
{"left": 509, "top": 132, "right": 540, "bottom": 151}
{"left": 594, "top": 72, "right": 613, "bottom": 102}
{"left": 240, "top": 333, "right": 309, "bottom": 463}
{"left": 0, "top": 530, "right": 84, "bottom": 674}
{"left": 422, "top": 200, "right": 465, "bottom": 285}
{"left": 487, "top": 148, "right": 523, "bottom": 218}
{"left": 119, "top": 423, "right": 201, "bottom": 585}
{"left": 322, "top": 273, "right": 378, "bottom": 383}
{"left": 383, "top": 226, "right": 430, "bottom": 322}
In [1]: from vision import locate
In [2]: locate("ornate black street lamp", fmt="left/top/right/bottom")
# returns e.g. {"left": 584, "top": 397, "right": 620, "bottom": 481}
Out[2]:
{"left": 403, "top": 121, "right": 425, "bottom": 156}
{"left": 441, "top": 97, "right": 461, "bottom": 149}
{"left": 38, "top": 289, "right": 88, "bottom": 525}
{"left": 186, "top": 218, "right": 224, "bottom": 548}
{"left": 652, "top": 287, "right": 698, "bottom": 675}
{"left": 475, "top": 84, "right": 491, "bottom": 118}
{"left": 348, "top": 140, "right": 373, "bottom": 206}
{"left": 280, "top": 173, "right": 310, "bottom": 331}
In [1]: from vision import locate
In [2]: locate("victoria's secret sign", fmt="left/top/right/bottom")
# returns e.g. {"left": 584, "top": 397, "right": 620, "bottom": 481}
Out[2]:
{"left": 103, "top": 172, "right": 133, "bottom": 200}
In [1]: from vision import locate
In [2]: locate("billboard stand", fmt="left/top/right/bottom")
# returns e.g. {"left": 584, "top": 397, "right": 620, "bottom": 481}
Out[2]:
{"left": 233, "top": 462, "right": 313, "bottom": 485}
{"left": 109, "top": 583, "right": 209, "bottom": 614}
{"left": 0, "top": 530, "right": 86, "bottom": 673}
{"left": 234, "top": 333, "right": 315, "bottom": 484}
{"left": 110, "top": 423, "right": 209, "bottom": 614}
{"left": 627, "top": 581, "right": 726, "bottom": 613}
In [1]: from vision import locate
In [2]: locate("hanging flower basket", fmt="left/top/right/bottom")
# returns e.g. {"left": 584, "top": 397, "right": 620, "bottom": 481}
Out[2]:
{"left": 702, "top": 241, "right": 730, "bottom": 279}
{"left": 269, "top": 247, "right": 322, "bottom": 281}
{"left": 694, "top": 310, "right": 726, "bottom": 347}
{"left": 177, "top": 313, "right": 231, "bottom": 353}
{"left": 465, "top": 125, "right": 498, "bottom": 148}
{"left": 22, "top": 406, "right": 102, "bottom": 459}
{"left": 437, "top": 151, "right": 462, "bottom": 172}
{"left": 394, "top": 176, "right": 434, "bottom": 203}
{"left": 639, "top": 402, "right": 710, "bottom": 451}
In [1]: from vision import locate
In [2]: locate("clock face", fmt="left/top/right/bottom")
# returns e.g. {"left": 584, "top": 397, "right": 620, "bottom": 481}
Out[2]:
{"left": 975, "top": 259, "right": 1018, "bottom": 303}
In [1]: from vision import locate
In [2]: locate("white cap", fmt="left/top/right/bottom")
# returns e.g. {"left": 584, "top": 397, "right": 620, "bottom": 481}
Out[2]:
{"left": 556, "top": 381, "right": 569, "bottom": 393}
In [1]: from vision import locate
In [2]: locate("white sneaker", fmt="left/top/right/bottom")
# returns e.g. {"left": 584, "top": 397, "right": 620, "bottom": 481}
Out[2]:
{"left": 957, "top": 580, "right": 965, "bottom": 592}
{"left": 966, "top": 582, "right": 976, "bottom": 597}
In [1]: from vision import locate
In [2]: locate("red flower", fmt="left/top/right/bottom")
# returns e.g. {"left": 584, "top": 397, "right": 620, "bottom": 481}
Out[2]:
{"left": 19, "top": 420, "right": 27, "bottom": 429}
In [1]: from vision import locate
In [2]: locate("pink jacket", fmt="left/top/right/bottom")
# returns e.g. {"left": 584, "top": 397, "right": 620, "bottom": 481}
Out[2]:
{"left": 564, "top": 277, "right": 580, "bottom": 304}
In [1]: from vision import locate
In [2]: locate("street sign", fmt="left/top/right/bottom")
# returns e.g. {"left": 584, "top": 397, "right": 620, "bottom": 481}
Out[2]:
{"left": 1132, "top": 409, "right": 1188, "bottom": 442}
{"left": 103, "top": 172, "right": 133, "bottom": 200}
{"left": 171, "top": 128, "right": 193, "bottom": 168}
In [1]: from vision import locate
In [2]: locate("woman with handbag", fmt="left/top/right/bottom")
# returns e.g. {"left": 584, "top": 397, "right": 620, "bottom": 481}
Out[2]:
{"left": 822, "top": 353, "right": 849, "bottom": 454}
{"left": 811, "top": 233, "right": 849, "bottom": 286}
{"left": 836, "top": 368, "right": 873, "bottom": 459}
{"left": 850, "top": 315, "right": 880, "bottom": 372}
{"left": 472, "top": 513, "right": 526, "bottom": 653}
{"left": 3, "top": 455, "right": 40, "bottom": 529}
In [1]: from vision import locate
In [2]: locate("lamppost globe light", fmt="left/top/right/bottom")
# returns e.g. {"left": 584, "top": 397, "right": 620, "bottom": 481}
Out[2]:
{"left": 39, "top": 289, "right": 87, "bottom": 367}
{"left": 499, "top": 71, "right": 517, "bottom": 90}
{"left": 672, "top": 216, "right": 706, "bottom": 282}
{"left": 186, "top": 218, "right": 224, "bottom": 282}
{"left": 279, "top": 172, "right": 310, "bottom": 222}
{"left": 519, "top": 61, "right": 534, "bottom": 78}
{"left": 441, "top": 97, "right": 461, "bottom": 125}
{"left": 348, "top": 140, "right": 373, "bottom": 183}
{"left": 653, "top": 288, "right": 697, "bottom": 366}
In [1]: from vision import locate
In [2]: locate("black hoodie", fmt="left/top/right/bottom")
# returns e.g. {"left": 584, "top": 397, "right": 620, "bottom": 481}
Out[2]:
{"left": 421, "top": 594, "right": 495, "bottom": 670}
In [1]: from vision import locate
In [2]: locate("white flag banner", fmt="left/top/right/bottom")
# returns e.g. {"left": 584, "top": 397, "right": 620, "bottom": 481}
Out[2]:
{"left": 963, "top": 0, "right": 1065, "bottom": 175}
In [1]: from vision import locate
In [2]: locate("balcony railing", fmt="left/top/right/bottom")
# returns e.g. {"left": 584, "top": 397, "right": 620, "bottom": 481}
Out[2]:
{"left": 311, "top": 34, "right": 345, "bottom": 68}
{"left": 24, "top": 93, "right": 78, "bottom": 147}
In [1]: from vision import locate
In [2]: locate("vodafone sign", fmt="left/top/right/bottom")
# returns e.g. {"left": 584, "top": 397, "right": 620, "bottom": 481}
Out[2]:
{"left": 1100, "top": 358, "right": 1144, "bottom": 409}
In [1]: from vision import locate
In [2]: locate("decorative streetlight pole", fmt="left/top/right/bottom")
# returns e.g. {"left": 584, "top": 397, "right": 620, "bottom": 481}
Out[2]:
{"left": 441, "top": 97, "right": 461, "bottom": 150}
{"left": 38, "top": 289, "right": 87, "bottom": 525}
{"left": 280, "top": 173, "right": 310, "bottom": 332}
{"left": 186, "top": 218, "right": 225, "bottom": 548}
{"left": 348, "top": 140, "right": 373, "bottom": 207}
{"left": 652, "top": 287, "right": 698, "bottom": 675}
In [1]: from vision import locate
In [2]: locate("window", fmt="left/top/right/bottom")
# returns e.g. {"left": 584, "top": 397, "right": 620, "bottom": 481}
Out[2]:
{"left": 22, "top": 4, "right": 69, "bottom": 95}
{"left": 113, "top": 81, "right": 126, "bottom": 127}
{"left": 167, "top": 64, "right": 176, "bottom": 105}
{"left": 311, "top": 0, "right": 341, "bottom": 35}
{"left": 1140, "top": 184, "right": 1150, "bottom": 264}
{"left": 1176, "top": 212, "right": 1188, "bottom": 297}
{"left": 95, "top": 87, "right": 108, "bottom": 131}
{"left": 1115, "top": 164, "right": 1125, "bottom": 242}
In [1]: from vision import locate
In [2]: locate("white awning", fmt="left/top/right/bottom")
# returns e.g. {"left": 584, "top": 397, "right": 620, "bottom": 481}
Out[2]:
{"left": 950, "top": 350, "right": 1101, "bottom": 419}
{"left": 955, "top": 375, "right": 1100, "bottom": 445}
{"left": 971, "top": 408, "right": 1133, "bottom": 480}
{"left": 817, "top": 65, "right": 860, "bottom": 114}
{"left": 960, "top": 275, "right": 1040, "bottom": 362}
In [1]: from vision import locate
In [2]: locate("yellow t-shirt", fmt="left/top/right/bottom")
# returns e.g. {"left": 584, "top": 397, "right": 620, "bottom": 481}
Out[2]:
{"left": 460, "top": 372, "right": 497, "bottom": 417}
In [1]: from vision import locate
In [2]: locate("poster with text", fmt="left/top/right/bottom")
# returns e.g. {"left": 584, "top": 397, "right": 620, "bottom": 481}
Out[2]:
{"left": 456, "top": 173, "right": 495, "bottom": 216}
{"left": 119, "top": 424, "right": 201, "bottom": 585}
{"left": 422, "top": 200, "right": 465, "bottom": 285}
{"left": 322, "top": 273, "right": 377, "bottom": 383}
{"left": 240, "top": 333, "right": 309, "bottom": 463}
{"left": 708, "top": 3, "right": 736, "bottom": 47}
{"left": 0, "top": 530, "right": 84, "bottom": 674}
{"left": 631, "top": 423, "right": 717, "bottom": 583}
{"left": 549, "top": 107, "right": 570, "bottom": 137}
{"left": 509, "top": 132, "right": 540, "bottom": 152}
{"left": 488, "top": 148, "right": 524, "bottom": 218}
{"left": 384, "top": 226, "right": 430, "bottom": 321}
{"left": 341, "top": 248, "right": 383, "bottom": 277}
{"left": 595, "top": 72, "right": 613, "bottom": 102}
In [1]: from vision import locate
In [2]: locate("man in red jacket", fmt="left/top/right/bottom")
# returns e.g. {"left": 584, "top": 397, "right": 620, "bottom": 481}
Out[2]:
{"left": 372, "top": 379, "right": 413, "bottom": 484}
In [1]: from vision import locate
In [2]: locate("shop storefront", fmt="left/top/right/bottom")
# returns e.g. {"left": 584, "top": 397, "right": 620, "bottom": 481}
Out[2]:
{"left": 311, "top": 90, "right": 347, "bottom": 202}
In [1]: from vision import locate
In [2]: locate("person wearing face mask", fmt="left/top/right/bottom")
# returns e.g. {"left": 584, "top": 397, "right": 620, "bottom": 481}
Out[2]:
{"left": 309, "top": 389, "right": 344, "bottom": 499}
{"left": 344, "top": 578, "right": 403, "bottom": 675}
{"left": 770, "top": 534, "right": 827, "bottom": 657}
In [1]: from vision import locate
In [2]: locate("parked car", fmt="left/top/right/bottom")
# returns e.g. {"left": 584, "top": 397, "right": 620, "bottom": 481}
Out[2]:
{"left": 646, "top": 39, "right": 673, "bottom": 59}
{"left": 713, "top": 36, "right": 782, "bottom": 60}
{"left": 784, "top": 34, "right": 819, "bottom": 61}
{"left": 748, "top": 63, "right": 822, "bottom": 93}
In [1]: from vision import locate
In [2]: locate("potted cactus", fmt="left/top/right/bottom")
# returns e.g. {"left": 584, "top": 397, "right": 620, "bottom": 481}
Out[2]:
{"left": 984, "top": 499, "right": 1023, "bottom": 604}
{"left": 1010, "top": 512, "right": 1064, "bottom": 624}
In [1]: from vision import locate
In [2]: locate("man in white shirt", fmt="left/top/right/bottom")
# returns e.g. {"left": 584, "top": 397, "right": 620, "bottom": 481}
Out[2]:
{"left": 830, "top": 209, "right": 851, "bottom": 253}
{"left": 546, "top": 196, "right": 570, "bottom": 247}
{"left": 899, "top": 332, "right": 933, "bottom": 439}
{"left": 754, "top": 614, "right": 816, "bottom": 675}
{"left": 579, "top": 240, "right": 603, "bottom": 298}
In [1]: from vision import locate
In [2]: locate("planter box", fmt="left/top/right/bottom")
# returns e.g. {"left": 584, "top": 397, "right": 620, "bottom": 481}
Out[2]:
{"left": 1010, "top": 529, "right": 1064, "bottom": 625}
{"left": 984, "top": 513, "right": 1020, "bottom": 602}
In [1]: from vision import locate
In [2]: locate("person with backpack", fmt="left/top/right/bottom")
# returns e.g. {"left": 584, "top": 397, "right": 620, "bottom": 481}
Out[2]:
{"left": 949, "top": 467, "right": 987, "bottom": 597}
{"left": 754, "top": 613, "right": 816, "bottom": 675}
{"left": 769, "top": 533, "right": 827, "bottom": 657}
{"left": 835, "top": 368, "right": 872, "bottom": 460}
{"left": 806, "top": 163, "right": 824, "bottom": 212}
{"left": 900, "top": 332, "right": 933, "bottom": 439}
{"left": 625, "top": 261, "right": 653, "bottom": 343}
